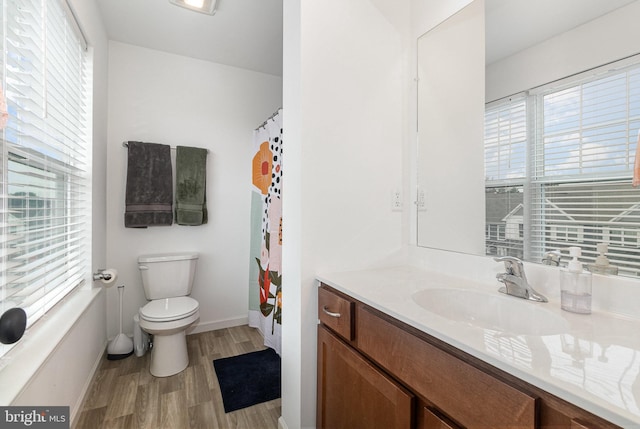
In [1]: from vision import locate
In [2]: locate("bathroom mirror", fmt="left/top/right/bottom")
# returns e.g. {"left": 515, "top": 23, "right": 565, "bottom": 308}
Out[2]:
{"left": 416, "top": 0, "right": 485, "bottom": 255}
{"left": 417, "top": 0, "right": 640, "bottom": 276}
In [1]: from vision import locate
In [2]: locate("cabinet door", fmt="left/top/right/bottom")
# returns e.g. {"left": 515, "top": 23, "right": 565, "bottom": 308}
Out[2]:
{"left": 317, "top": 325, "right": 414, "bottom": 429}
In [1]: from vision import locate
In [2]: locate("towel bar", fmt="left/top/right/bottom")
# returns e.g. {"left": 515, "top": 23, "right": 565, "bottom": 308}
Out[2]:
{"left": 122, "top": 141, "right": 209, "bottom": 152}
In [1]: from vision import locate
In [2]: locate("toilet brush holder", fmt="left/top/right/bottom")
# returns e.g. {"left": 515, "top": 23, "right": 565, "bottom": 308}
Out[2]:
{"left": 107, "top": 284, "right": 134, "bottom": 360}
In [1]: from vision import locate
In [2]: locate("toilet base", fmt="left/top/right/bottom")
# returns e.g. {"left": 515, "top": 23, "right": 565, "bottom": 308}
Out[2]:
{"left": 149, "top": 331, "right": 189, "bottom": 377}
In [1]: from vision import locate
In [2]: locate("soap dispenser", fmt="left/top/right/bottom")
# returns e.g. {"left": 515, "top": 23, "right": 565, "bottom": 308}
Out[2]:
{"left": 586, "top": 243, "right": 618, "bottom": 275}
{"left": 560, "top": 246, "right": 592, "bottom": 314}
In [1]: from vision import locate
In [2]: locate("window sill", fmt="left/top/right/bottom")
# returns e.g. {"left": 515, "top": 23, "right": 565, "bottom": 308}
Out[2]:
{"left": 0, "top": 285, "right": 103, "bottom": 405}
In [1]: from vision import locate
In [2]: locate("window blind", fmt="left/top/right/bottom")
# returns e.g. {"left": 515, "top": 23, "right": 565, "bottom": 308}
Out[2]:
{"left": 485, "top": 95, "right": 528, "bottom": 183}
{"left": 485, "top": 58, "right": 640, "bottom": 276}
{"left": 529, "top": 180, "right": 640, "bottom": 276}
{"left": 485, "top": 96, "right": 527, "bottom": 258}
{"left": 0, "top": 0, "right": 91, "bottom": 358}
{"left": 535, "top": 67, "right": 640, "bottom": 182}
{"left": 530, "top": 64, "right": 640, "bottom": 275}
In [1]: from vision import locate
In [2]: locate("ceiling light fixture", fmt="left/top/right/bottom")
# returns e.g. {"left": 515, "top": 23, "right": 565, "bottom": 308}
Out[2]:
{"left": 169, "top": 0, "right": 218, "bottom": 15}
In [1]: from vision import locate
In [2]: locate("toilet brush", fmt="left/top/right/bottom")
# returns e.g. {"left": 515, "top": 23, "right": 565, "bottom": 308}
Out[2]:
{"left": 107, "top": 284, "right": 134, "bottom": 360}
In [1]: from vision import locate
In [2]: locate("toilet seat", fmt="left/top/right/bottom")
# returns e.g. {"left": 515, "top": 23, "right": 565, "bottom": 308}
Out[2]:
{"left": 140, "top": 296, "right": 199, "bottom": 322}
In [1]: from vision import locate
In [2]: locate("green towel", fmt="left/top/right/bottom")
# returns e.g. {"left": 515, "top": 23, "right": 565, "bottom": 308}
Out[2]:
{"left": 175, "top": 146, "right": 208, "bottom": 225}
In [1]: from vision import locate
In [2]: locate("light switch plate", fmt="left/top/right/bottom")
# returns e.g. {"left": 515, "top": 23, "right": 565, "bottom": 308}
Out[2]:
{"left": 391, "top": 189, "right": 402, "bottom": 211}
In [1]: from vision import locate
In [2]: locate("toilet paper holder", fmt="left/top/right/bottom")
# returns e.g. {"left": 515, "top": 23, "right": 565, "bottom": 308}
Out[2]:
{"left": 93, "top": 268, "right": 114, "bottom": 281}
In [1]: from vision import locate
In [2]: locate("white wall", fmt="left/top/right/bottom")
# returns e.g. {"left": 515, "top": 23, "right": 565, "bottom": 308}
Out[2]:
{"left": 281, "top": 1, "right": 302, "bottom": 427}
{"left": 281, "top": 0, "right": 410, "bottom": 427}
{"left": 9, "top": 0, "right": 109, "bottom": 424}
{"left": 487, "top": 0, "right": 640, "bottom": 102}
{"left": 411, "top": 0, "right": 474, "bottom": 40}
{"left": 12, "top": 292, "right": 106, "bottom": 424}
{"left": 105, "top": 42, "right": 283, "bottom": 339}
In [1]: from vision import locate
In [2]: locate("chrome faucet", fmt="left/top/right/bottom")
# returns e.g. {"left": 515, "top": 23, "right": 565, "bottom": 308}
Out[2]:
{"left": 541, "top": 250, "right": 562, "bottom": 266}
{"left": 494, "top": 256, "right": 548, "bottom": 302}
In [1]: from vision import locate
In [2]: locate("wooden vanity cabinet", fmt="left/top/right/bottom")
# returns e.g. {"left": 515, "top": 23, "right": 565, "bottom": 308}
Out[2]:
{"left": 317, "top": 286, "right": 413, "bottom": 429}
{"left": 317, "top": 284, "right": 621, "bottom": 429}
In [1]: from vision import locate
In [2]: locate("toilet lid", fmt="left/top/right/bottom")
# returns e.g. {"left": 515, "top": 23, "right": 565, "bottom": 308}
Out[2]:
{"left": 140, "top": 297, "right": 199, "bottom": 322}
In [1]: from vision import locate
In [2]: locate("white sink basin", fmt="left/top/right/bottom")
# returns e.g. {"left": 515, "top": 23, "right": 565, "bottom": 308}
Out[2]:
{"left": 412, "top": 288, "right": 569, "bottom": 335}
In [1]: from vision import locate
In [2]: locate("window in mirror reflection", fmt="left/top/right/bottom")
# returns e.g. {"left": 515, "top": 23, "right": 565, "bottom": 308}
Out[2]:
{"left": 485, "top": 57, "right": 640, "bottom": 276}
{"left": 485, "top": 186, "right": 524, "bottom": 259}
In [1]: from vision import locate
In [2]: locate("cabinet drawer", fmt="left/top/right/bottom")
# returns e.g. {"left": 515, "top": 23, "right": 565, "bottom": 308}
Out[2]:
{"left": 357, "top": 305, "right": 537, "bottom": 429}
{"left": 318, "top": 286, "right": 354, "bottom": 341}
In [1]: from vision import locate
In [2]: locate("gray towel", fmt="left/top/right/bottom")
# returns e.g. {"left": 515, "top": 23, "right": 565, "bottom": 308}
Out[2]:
{"left": 175, "top": 146, "right": 208, "bottom": 226}
{"left": 124, "top": 141, "right": 173, "bottom": 227}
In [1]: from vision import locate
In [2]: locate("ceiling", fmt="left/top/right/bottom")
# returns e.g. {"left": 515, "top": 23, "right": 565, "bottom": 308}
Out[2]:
{"left": 96, "top": 0, "right": 636, "bottom": 78}
{"left": 486, "top": 0, "right": 638, "bottom": 64}
{"left": 95, "top": 0, "right": 283, "bottom": 76}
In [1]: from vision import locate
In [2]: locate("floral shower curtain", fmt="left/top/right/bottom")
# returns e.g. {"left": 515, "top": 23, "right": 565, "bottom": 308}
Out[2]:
{"left": 248, "top": 109, "right": 283, "bottom": 355}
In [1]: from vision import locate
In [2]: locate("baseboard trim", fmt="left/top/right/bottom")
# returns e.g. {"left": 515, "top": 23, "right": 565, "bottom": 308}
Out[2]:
{"left": 278, "top": 415, "right": 288, "bottom": 429}
{"left": 188, "top": 316, "right": 249, "bottom": 334}
{"left": 70, "top": 339, "right": 108, "bottom": 428}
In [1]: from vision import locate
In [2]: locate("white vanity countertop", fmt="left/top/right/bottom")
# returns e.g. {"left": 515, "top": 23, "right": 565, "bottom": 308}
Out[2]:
{"left": 317, "top": 266, "right": 640, "bottom": 428}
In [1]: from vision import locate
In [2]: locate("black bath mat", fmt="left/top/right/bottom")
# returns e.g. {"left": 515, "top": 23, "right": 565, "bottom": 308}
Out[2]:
{"left": 213, "top": 348, "right": 281, "bottom": 413}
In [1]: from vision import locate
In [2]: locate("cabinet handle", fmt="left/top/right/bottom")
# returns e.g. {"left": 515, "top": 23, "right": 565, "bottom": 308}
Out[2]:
{"left": 322, "top": 306, "right": 341, "bottom": 318}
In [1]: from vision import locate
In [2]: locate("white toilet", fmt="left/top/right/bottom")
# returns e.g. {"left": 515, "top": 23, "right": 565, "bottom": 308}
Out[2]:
{"left": 137, "top": 252, "right": 200, "bottom": 377}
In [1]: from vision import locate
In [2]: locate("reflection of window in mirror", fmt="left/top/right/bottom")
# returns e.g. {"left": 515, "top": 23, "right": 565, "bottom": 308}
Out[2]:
{"left": 485, "top": 57, "right": 640, "bottom": 276}
{"left": 485, "top": 186, "right": 524, "bottom": 260}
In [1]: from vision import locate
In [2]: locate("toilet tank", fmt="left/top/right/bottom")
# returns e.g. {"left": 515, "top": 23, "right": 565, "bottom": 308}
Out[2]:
{"left": 138, "top": 252, "right": 199, "bottom": 300}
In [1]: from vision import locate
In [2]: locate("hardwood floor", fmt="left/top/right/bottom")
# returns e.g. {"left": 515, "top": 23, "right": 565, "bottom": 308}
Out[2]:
{"left": 74, "top": 325, "right": 281, "bottom": 429}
